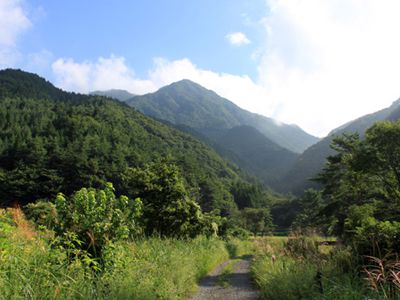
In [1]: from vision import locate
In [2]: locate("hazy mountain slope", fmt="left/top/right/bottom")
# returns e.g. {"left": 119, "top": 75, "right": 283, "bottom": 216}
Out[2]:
{"left": 281, "top": 99, "right": 400, "bottom": 195}
{"left": 126, "top": 80, "right": 318, "bottom": 153}
{"left": 90, "top": 89, "right": 136, "bottom": 101}
{"left": 0, "top": 69, "right": 243, "bottom": 212}
{"left": 216, "top": 126, "right": 299, "bottom": 184}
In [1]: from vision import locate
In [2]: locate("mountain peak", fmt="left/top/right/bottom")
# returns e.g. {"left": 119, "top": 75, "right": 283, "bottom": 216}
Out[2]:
{"left": 90, "top": 89, "right": 136, "bottom": 101}
{"left": 127, "top": 80, "right": 318, "bottom": 153}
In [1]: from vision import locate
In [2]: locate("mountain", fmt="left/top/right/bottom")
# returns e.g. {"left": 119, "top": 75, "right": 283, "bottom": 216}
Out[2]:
{"left": 281, "top": 99, "right": 400, "bottom": 195}
{"left": 125, "top": 80, "right": 319, "bottom": 153}
{"left": 90, "top": 89, "right": 136, "bottom": 101}
{"left": 0, "top": 69, "right": 247, "bottom": 213}
{"left": 215, "top": 126, "right": 299, "bottom": 185}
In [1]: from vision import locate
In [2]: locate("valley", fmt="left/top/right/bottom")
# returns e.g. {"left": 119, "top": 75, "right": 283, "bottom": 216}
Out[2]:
{"left": 1, "top": 69, "right": 400, "bottom": 299}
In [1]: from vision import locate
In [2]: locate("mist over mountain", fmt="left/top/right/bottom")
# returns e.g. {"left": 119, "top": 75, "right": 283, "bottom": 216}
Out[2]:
{"left": 280, "top": 98, "right": 400, "bottom": 195}
{"left": 125, "top": 80, "right": 319, "bottom": 154}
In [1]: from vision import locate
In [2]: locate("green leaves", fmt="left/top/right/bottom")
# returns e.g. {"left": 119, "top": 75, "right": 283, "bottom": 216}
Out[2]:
{"left": 122, "top": 160, "right": 219, "bottom": 238}
{"left": 50, "top": 183, "right": 143, "bottom": 258}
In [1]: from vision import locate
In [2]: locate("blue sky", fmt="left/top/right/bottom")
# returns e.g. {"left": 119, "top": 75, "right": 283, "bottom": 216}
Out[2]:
{"left": 19, "top": 0, "right": 265, "bottom": 79}
{"left": 2, "top": 0, "right": 400, "bottom": 137}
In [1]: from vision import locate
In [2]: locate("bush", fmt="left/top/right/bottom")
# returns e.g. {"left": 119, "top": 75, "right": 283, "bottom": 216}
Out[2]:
{"left": 25, "top": 183, "right": 143, "bottom": 261}
{"left": 351, "top": 217, "right": 400, "bottom": 257}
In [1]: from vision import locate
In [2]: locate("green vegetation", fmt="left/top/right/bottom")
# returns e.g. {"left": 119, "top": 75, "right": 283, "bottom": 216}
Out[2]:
{"left": 216, "top": 125, "right": 299, "bottom": 186}
{"left": 0, "top": 69, "right": 242, "bottom": 215}
{"left": 90, "top": 89, "right": 136, "bottom": 101}
{"left": 255, "top": 120, "right": 400, "bottom": 299}
{"left": 252, "top": 236, "right": 380, "bottom": 300}
{"left": 4, "top": 69, "right": 400, "bottom": 299}
{"left": 0, "top": 207, "right": 229, "bottom": 299}
{"left": 281, "top": 99, "right": 400, "bottom": 195}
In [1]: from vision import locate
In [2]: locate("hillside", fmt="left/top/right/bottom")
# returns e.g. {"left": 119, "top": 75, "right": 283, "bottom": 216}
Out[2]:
{"left": 90, "top": 89, "right": 136, "bottom": 101}
{"left": 125, "top": 80, "right": 318, "bottom": 153}
{"left": 280, "top": 99, "right": 400, "bottom": 194}
{"left": 210, "top": 126, "right": 298, "bottom": 186}
{"left": 0, "top": 69, "right": 244, "bottom": 213}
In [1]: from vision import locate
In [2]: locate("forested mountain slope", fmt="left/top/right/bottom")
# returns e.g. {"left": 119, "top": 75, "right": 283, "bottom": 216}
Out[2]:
{"left": 90, "top": 89, "right": 136, "bottom": 101}
{"left": 208, "top": 126, "right": 298, "bottom": 186}
{"left": 280, "top": 99, "right": 400, "bottom": 195}
{"left": 125, "top": 80, "right": 318, "bottom": 153}
{"left": 0, "top": 69, "right": 245, "bottom": 213}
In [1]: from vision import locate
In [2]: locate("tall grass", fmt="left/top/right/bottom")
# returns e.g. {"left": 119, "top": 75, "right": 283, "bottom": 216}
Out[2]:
{"left": 0, "top": 208, "right": 229, "bottom": 299}
{"left": 251, "top": 235, "right": 388, "bottom": 300}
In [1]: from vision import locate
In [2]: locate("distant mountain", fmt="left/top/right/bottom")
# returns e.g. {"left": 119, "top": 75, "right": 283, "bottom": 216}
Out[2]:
{"left": 90, "top": 89, "right": 136, "bottom": 101}
{"left": 125, "top": 80, "right": 319, "bottom": 153}
{"left": 281, "top": 99, "right": 400, "bottom": 195}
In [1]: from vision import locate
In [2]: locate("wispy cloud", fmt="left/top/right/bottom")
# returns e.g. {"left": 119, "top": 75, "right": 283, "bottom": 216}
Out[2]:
{"left": 0, "top": 0, "right": 31, "bottom": 67}
{"left": 52, "top": 55, "right": 156, "bottom": 94}
{"left": 226, "top": 32, "right": 251, "bottom": 46}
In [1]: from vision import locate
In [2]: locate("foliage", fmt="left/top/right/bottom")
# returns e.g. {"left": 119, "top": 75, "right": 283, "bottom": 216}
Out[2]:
{"left": 121, "top": 160, "right": 220, "bottom": 237}
{"left": 26, "top": 183, "right": 143, "bottom": 260}
{"left": 282, "top": 99, "right": 400, "bottom": 196}
{"left": 240, "top": 207, "right": 274, "bottom": 235}
{"left": 231, "top": 180, "right": 269, "bottom": 209}
{"left": 350, "top": 217, "right": 400, "bottom": 257}
{"left": 0, "top": 212, "right": 229, "bottom": 300}
{"left": 291, "top": 189, "right": 330, "bottom": 234}
{"left": 0, "top": 69, "right": 242, "bottom": 215}
{"left": 315, "top": 121, "right": 400, "bottom": 238}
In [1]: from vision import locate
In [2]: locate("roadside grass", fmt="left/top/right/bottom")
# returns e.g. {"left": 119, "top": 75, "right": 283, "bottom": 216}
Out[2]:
{"left": 251, "top": 235, "right": 385, "bottom": 300}
{"left": 225, "top": 237, "right": 254, "bottom": 258}
{"left": 0, "top": 208, "right": 229, "bottom": 300}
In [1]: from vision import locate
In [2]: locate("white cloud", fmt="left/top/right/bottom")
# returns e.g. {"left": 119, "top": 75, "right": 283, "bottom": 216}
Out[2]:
{"left": 0, "top": 0, "right": 31, "bottom": 68}
{"left": 149, "top": 58, "right": 272, "bottom": 113}
{"left": 50, "top": 55, "right": 272, "bottom": 118}
{"left": 226, "top": 32, "right": 251, "bottom": 46}
{"left": 257, "top": 0, "right": 400, "bottom": 136}
{"left": 52, "top": 55, "right": 156, "bottom": 94}
{"left": 50, "top": 1, "right": 400, "bottom": 138}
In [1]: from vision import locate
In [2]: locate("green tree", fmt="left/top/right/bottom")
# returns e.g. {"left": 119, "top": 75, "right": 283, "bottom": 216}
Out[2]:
{"left": 52, "top": 183, "right": 142, "bottom": 258}
{"left": 316, "top": 121, "right": 400, "bottom": 236}
{"left": 122, "top": 160, "right": 215, "bottom": 237}
{"left": 241, "top": 207, "right": 273, "bottom": 235}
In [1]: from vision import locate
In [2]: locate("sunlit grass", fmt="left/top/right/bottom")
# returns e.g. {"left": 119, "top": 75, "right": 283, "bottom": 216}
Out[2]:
{"left": 0, "top": 208, "right": 229, "bottom": 300}
{"left": 251, "top": 235, "right": 383, "bottom": 300}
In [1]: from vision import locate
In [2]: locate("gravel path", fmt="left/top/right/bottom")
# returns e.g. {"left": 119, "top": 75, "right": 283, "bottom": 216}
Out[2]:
{"left": 190, "top": 256, "right": 260, "bottom": 300}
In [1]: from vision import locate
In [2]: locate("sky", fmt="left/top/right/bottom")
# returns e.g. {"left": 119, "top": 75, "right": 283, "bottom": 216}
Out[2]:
{"left": 2, "top": 0, "right": 400, "bottom": 137}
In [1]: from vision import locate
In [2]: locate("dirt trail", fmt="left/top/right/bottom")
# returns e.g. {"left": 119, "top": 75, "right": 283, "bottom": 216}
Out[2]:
{"left": 190, "top": 256, "right": 259, "bottom": 300}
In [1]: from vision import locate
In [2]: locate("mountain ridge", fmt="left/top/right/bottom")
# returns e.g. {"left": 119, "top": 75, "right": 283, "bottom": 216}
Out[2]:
{"left": 125, "top": 79, "right": 319, "bottom": 153}
{"left": 0, "top": 69, "right": 248, "bottom": 213}
{"left": 280, "top": 98, "right": 400, "bottom": 195}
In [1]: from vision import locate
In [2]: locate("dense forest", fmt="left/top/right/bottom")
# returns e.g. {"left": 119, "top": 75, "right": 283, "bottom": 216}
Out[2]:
{"left": 0, "top": 69, "right": 279, "bottom": 236}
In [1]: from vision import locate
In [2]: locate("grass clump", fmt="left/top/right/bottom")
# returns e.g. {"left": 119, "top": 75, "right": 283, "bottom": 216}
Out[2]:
{"left": 0, "top": 208, "right": 229, "bottom": 299}
{"left": 251, "top": 235, "right": 380, "bottom": 300}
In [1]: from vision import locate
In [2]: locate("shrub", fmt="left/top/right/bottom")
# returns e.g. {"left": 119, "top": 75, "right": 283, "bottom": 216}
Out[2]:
{"left": 350, "top": 217, "right": 400, "bottom": 257}
{"left": 25, "top": 183, "right": 143, "bottom": 261}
